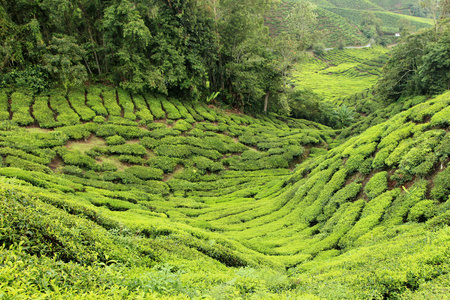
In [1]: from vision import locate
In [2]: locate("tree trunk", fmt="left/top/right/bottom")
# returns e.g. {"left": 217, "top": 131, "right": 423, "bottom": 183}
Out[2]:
{"left": 263, "top": 91, "right": 270, "bottom": 113}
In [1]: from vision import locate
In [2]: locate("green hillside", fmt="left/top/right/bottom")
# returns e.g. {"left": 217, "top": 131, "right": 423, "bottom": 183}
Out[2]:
{"left": 0, "top": 84, "right": 449, "bottom": 298}
{"left": 292, "top": 46, "right": 389, "bottom": 100}
{"left": 266, "top": 0, "right": 432, "bottom": 47}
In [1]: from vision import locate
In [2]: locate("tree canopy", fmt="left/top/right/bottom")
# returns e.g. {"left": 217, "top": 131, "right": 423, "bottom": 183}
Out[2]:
{"left": 0, "top": 0, "right": 319, "bottom": 114}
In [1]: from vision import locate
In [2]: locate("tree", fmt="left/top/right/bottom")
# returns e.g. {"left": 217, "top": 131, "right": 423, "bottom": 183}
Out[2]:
{"left": 43, "top": 34, "right": 88, "bottom": 91}
{"left": 360, "top": 12, "right": 383, "bottom": 40}
{"left": 420, "top": 0, "right": 450, "bottom": 34}
{"left": 285, "top": 0, "right": 318, "bottom": 51}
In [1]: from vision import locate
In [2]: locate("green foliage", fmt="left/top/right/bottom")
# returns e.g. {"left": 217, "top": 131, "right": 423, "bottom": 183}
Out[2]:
{"left": 132, "top": 94, "right": 154, "bottom": 124}
{"left": 408, "top": 200, "right": 437, "bottom": 222}
{"left": 106, "top": 135, "right": 126, "bottom": 146}
{"left": 96, "top": 124, "right": 147, "bottom": 139}
{"left": 86, "top": 86, "right": 108, "bottom": 116}
{"left": 364, "top": 171, "right": 388, "bottom": 199}
{"left": 117, "top": 89, "right": 136, "bottom": 121}
{"left": 68, "top": 89, "right": 95, "bottom": 121}
{"left": 108, "top": 144, "right": 147, "bottom": 156}
{"left": 32, "top": 95, "right": 60, "bottom": 128}
{"left": 10, "top": 92, "right": 34, "bottom": 126}
{"left": 55, "top": 123, "right": 98, "bottom": 140}
{"left": 146, "top": 95, "right": 166, "bottom": 119}
{"left": 56, "top": 147, "right": 99, "bottom": 170}
{"left": 126, "top": 166, "right": 164, "bottom": 181}
{"left": 147, "top": 156, "right": 179, "bottom": 173}
{"left": 49, "top": 92, "right": 80, "bottom": 125}
{"left": 431, "top": 167, "right": 450, "bottom": 201}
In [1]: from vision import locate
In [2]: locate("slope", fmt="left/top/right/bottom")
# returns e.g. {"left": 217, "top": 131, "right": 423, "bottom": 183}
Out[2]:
{"left": 266, "top": 0, "right": 432, "bottom": 47}
{"left": 0, "top": 86, "right": 449, "bottom": 298}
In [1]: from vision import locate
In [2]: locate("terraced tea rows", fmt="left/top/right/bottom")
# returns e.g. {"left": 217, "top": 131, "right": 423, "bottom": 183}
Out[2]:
{"left": 0, "top": 86, "right": 449, "bottom": 298}
{"left": 292, "top": 46, "right": 389, "bottom": 100}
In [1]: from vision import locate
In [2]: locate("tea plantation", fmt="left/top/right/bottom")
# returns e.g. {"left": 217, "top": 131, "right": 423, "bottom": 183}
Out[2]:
{"left": 0, "top": 86, "right": 449, "bottom": 298}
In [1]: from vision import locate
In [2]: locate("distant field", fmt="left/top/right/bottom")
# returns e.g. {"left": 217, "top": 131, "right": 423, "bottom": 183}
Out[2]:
{"left": 291, "top": 46, "right": 389, "bottom": 100}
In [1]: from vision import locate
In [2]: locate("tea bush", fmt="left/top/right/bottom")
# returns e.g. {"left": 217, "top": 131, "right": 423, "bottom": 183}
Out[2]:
{"left": 108, "top": 144, "right": 147, "bottom": 156}
{"left": 146, "top": 95, "right": 166, "bottom": 119}
{"left": 408, "top": 200, "right": 436, "bottom": 222}
{"left": 126, "top": 166, "right": 164, "bottom": 180}
{"left": 117, "top": 89, "right": 136, "bottom": 120}
{"left": 68, "top": 88, "right": 96, "bottom": 121}
{"left": 0, "top": 90, "right": 9, "bottom": 121}
{"left": 49, "top": 92, "right": 80, "bottom": 125}
{"left": 364, "top": 171, "right": 388, "bottom": 199}
{"left": 132, "top": 94, "right": 154, "bottom": 124}
{"left": 106, "top": 135, "right": 126, "bottom": 145}
{"left": 102, "top": 88, "right": 121, "bottom": 116}
{"left": 10, "top": 92, "right": 34, "bottom": 126}
{"left": 431, "top": 167, "right": 450, "bottom": 201}
{"left": 56, "top": 147, "right": 99, "bottom": 170}
{"left": 147, "top": 156, "right": 179, "bottom": 173}
{"left": 86, "top": 86, "right": 108, "bottom": 116}
{"left": 32, "top": 95, "right": 60, "bottom": 128}
{"left": 55, "top": 123, "right": 98, "bottom": 140}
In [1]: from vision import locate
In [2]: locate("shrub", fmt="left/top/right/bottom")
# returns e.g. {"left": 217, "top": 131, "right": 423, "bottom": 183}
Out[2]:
{"left": 154, "top": 145, "right": 191, "bottom": 158}
{"left": 359, "top": 157, "right": 373, "bottom": 175}
{"left": 106, "top": 135, "right": 126, "bottom": 145}
{"left": 0, "top": 90, "right": 9, "bottom": 121}
{"left": 146, "top": 180, "right": 170, "bottom": 195}
{"left": 0, "top": 147, "right": 52, "bottom": 164}
{"left": 184, "top": 102, "right": 204, "bottom": 121}
{"left": 5, "top": 156, "right": 52, "bottom": 173}
{"left": 32, "top": 95, "right": 60, "bottom": 128}
{"left": 193, "top": 156, "right": 224, "bottom": 172}
{"left": 173, "top": 119, "right": 191, "bottom": 131}
{"left": 55, "top": 123, "right": 98, "bottom": 140}
{"left": 364, "top": 171, "right": 388, "bottom": 199}
{"left": 148, "top": 127, "right": 181, "bottom": 139}
{"left": 161, "top": 98, "right": 181, "bottom": 119}
{"left": 67, "top": 88, "right": 96, "bottom": 121}
{"left": 108, "top": 144, "right": 147, "bottom": 156}
{"left": 431, "top": 167, "right": 450, "bottom": 201}
{"left": 146, "top": 95, "right": 166, "bottom": 119}
{"left": 339, "top": 189, "right": 399, "bottom": 249}
{"left": 117, "top": 89, "right": 136, "bottom": 121}
{"left": 103, "top": 171, "right": 144, "bottom": 185}
{"left": 86, "top": 85, "right": 108, "bottom": 116}
{"left": 102, "top": 88, "right": 121, "bottom": 116}
{"left": 56, "top": 147, "right": 99, "bottom": 170}
{"left": 147, "top": 156, "right": 179, "bottom": 173}
{"left": 191, "top": 147, "right": 222, "bottom": 160}
{"left": 49, "top": 92, "right": 80, "bottom": 125}
{"left": 10, "top": 92, "right": 34, "bottom": 126}
{"left": 93, "top": 115, "right": 106, "bottom": 123}
{"left": 100, "top": 162, "right": 118, "bottom": 172}
{"left": 193, "top": 103, "right": 216, "bottom": 121}
{"left": 132, "top": 94, "right": 154, "bottom": 124}
{"left": 61, "top": 165, "right": 85, "bottom": 177}
{"left": 96, "top": 124, "right": 147, "bottom": 139}
{"left": 126, "top": 166, "right": 164, "bottom": 180}
{"left": 372, "top": 144, "right": 395, "bottom": 169}
{"left": 408, "top": 200, "right": 436, "bottom": 222}
{"left": 345, "top": 154, "right": 365, "bottom": 174}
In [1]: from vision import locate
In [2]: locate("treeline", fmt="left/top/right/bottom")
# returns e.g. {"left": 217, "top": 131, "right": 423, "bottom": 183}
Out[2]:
{"left": 377, "top": 20, "right": 450, "bottom": 101}
{"left": 377, "top": 1, "right": 450, "bottom": 101}
{"left": 0, "top": 0, "right": 316, "bottom": 113}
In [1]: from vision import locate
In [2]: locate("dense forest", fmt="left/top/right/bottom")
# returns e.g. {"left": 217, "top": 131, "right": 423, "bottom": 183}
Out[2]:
{"left": 0, "top": 0, "right": 321, "bottom": 114}
{"left": 0, "top": 0, "right": 449, "bottom": 299}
